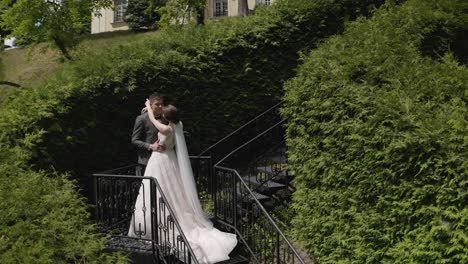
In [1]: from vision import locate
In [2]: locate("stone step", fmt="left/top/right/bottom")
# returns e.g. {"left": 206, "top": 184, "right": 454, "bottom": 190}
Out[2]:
{"left": 256, "top": 154, "right": 288, "bottom": 164}
{"left": 237, "top": 189, "right": 270, "bottom": 201}
{"left": 250, "top": 190, "right": 270, "bottom": 201}
{"left": 106, "top": 237, "right": 153, "bottom": 264}
{"left": 245, "top": 175, "right": 286, "bottom": 192}
{"left": 256, "top": 166, "right": 295, "bottom": 179}
{"left": 107, "top": 236, "right": 153, "bottom": 253}
{"left": 216, "top": 254, "right": 249, "bottom": 264}
{"left": 107, "top": 236, "right": 250, "bottom": 264}
{"left": 219, "top": 187, "right": 270, "bottom": 202}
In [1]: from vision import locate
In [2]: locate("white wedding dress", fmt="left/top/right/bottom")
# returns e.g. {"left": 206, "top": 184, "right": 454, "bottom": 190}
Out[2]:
{"left": 128, "top": 122, "right": 237, "bottom": 263}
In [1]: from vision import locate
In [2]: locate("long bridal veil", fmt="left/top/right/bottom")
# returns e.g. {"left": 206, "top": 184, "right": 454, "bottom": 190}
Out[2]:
{"left": 174, "top": 122, "right": 237, "bottom": 263}
{"left": 174, "top": 122, "right": 213, "bottom": 229}
{"left": 129, "top": 121, "right": 237, "bottom": 263}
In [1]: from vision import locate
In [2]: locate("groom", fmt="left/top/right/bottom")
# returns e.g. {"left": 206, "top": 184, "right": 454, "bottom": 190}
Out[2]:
{"left": 131, "top": 93, "right": 165, "bottom": 175}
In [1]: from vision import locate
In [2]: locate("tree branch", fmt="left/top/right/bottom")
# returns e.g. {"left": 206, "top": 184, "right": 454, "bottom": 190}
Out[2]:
{"left": 0, "top": 81, "right": 21, "bottom": 88}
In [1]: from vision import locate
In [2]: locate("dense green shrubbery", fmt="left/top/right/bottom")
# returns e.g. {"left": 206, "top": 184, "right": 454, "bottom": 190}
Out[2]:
{"left": 283, "top": 0, "right": 468, "bottom": 262}
{"left": 0, "top": 0, "right": 384, "bottom": 178}
{"left": 0, "top": 162, "right": 126, "bottom": 263}
{"left": 0, "top": 0, "right": 386, "bottom": 261}
{"left": 126, "top": 0, "right": 165, "bottom": 30}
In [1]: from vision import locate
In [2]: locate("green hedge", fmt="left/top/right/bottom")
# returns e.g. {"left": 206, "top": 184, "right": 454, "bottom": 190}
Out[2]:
{"left": 0, "top": 0, "right": 384, "bottom": 178}
{"left": 283, "top": 0, "right": 467, "bottom": 262}
{"left": 0, "top": 162, "right": 126, "bottom": 263}
{"left": 0, "top": 0, "right": 386, "bottom": 261}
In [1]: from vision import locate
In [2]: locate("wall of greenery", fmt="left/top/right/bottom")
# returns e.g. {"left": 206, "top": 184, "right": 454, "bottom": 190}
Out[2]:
{"left": 0, "top": 0, "right": 386, "bottom": 261}
{"left": 282, "top": 0, "right": 467, "bottom": 262}
{"left": 0, "top": 0, "right": 384, "bottom": 179}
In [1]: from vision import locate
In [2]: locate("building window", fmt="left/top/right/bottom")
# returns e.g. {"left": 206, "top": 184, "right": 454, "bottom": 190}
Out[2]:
{"left": 257, "top": 0, "right": 272, "bottom": 5}
{"left": 114, "top": 0, "right": 128, "bottom": 23}
{"left": 214, "top": 0, "right": 228, "bottom": 17}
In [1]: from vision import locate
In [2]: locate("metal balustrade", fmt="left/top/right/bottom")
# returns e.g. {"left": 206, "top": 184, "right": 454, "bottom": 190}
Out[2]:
{"left": 211, "top": 117, "right": 305, "bottom": 264}
{"left": 213, "top": 166, "right": 304, "bottom": 264}
{"left": 92, "top": 102, "right": 308, "bottom": 263}
{"left": 198, "top": 102, "right": 282, "bottom": 165}
{"left": 93, "top": 164, "right": 199, "bottom": 264}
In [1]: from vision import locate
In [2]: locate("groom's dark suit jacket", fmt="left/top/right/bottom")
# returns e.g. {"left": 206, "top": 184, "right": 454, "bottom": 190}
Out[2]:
{"left": 131, "top": 112, "right": 159, "bottom": 165}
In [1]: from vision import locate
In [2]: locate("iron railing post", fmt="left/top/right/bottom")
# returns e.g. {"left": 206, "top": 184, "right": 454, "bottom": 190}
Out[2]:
{"left": 208, "top": 155, "right": 214, "bottom": 201}
{"left": 276, "top": 231, "right": 280, "bottom": 264}
{"left": 233, "top": 170, "right": 237, "bottom": 229}
{"left": 93, "top": 175, "right": 98, "bottom": 221}
{"left": 213, "top": 165, "right": 218, "bottom": 219}
{"left": 150, "top": 180, "right": 159, "bottom": 262}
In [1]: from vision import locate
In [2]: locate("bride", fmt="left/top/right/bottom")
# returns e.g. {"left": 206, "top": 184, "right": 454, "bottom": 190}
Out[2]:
{"left": 128, "top": 101, "right": 237, "bottom": 263}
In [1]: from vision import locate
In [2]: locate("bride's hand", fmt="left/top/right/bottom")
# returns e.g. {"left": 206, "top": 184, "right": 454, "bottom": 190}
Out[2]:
{"left": 145, "top": 99, "right": 151, "bottom": 111}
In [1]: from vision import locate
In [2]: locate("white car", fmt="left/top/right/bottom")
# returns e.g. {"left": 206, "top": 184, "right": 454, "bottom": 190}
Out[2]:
{"left": 4, "top": 37, "right": 19, "bottom": 50}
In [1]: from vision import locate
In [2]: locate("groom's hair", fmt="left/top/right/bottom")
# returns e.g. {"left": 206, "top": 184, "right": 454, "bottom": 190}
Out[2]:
{"left": 163, "top": 105, "right": 179, "bottom": 124}
{"left": 149, "top": 93, "right": 164, "bottom": 103}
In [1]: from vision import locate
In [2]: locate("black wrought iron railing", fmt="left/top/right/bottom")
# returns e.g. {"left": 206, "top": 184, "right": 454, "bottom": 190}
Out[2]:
{"left": 92, "top": 101, "right": 305, "bottom": 263}
{"left": 195, "top": 102, "right": 284, "bottom": 216}
{"left": 213, "top": 166, "right": 304, "bottom": 264}
{"left": 212, "top": 120, "right": 305, "bottom": 264}
{"left": 198, "top": 102, "right": 282, "bottom": 165}
{"left": 93, "top": 164, "right": 199, "bottom": 264}
{"left": 250, "top": 140, "right": 291, "bottom": 193}
{"left": 189, "top": 156, "right": 214, "bottom": 213}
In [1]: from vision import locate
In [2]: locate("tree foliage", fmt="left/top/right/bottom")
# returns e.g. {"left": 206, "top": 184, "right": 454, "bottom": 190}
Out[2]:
{"left": 283, "top": 0, "right": 468, "bottom": 262}
{"left": 157, "top": 0, "right": 206, "bottom": 28}
{"left": 0, "top": 161, "right": 127, "bottom": 263}
{"left": 0, "top": 0, "right": 15, "bottom": 45}
{"left": 126, "top": 0, "right": 165, "bottom": 30}
{"left": 0, "top": 0, "right": 112, "bottom": 59}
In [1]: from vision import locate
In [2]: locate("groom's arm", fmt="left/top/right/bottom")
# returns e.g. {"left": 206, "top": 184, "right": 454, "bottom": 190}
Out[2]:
{"left": 131, "top": 116, "right": 151, "bottom": 151}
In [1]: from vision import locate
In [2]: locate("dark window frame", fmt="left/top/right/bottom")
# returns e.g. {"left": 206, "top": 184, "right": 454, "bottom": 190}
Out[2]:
{"left": 114, "top": 0, "right": 128, "bottom": 23}
{"left": 214, "top": 0, "right": 228, "bottom": 17}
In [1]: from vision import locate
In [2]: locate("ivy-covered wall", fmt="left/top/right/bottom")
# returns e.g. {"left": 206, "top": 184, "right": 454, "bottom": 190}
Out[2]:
{"left": 283, "top": 0, "right": 467, "bottom": 262}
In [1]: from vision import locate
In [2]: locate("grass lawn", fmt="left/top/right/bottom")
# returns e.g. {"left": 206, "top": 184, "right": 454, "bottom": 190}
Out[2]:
{"left": 0, "top": 30, "right": 160, "bottom": 106}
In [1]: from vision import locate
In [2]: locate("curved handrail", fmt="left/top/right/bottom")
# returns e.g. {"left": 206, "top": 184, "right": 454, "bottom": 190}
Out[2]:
{"left": 198, "top": 102, "right": 282, "bottom": 157}
{"left": 215, "top": 119, "right": 286, "bottom": 166}
{"left": 211, "top": 117, "right": 306, "bottom": 263}
{"left": 250, "top": 139, "right": 289, "bottom": 192}
{"left": 213, "top": 165, "right": 305, "bottom": 264}
{"left": 93, "top": 171, "right": 200, "bottom": 263}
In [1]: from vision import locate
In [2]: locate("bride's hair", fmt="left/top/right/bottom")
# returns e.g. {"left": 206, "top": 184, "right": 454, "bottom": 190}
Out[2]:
{"left": 163, "top": 104, "right": 179, "bottom": 124}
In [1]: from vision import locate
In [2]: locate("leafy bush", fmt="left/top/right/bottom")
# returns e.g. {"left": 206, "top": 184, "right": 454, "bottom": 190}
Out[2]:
{"left": 157, "top": 0, "right": 206, "bottom": 28}
{"left": 126, "top": 0, "right": 165, "bottom": 30}
{"left": 282, "top": 0, "right": 468, "bottom": 263}
{"left": 0, "top": 162, "right": 126, "bottom": 263}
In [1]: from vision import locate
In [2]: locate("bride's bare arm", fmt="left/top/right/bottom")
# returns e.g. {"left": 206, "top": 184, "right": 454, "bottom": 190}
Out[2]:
{"left": 145, "top": 99, "right": 171, "bottom": 134}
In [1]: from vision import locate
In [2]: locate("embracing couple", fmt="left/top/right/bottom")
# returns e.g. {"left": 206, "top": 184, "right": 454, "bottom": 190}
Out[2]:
{"left": 129, "top": 93, "right": 237, "bottom": 263}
